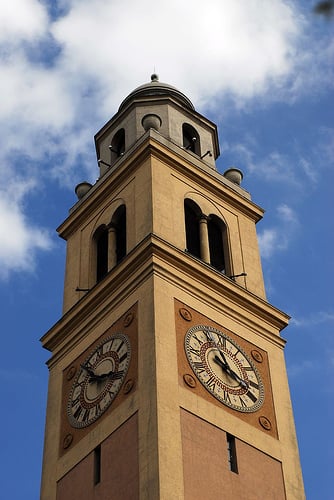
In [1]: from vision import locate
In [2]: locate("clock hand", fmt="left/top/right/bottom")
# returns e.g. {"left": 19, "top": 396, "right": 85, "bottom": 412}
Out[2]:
{"left": 80, "top": 363, "right": 96, "bottom": 378}
{"left": 214, "top": 355, "right": 248, "bottom": 390}
{"left": 204, "top": 329, "right": 229, "bottom": 366}
{"left": 217, "top": 348, "right": 229, "bottom": 366}
{"left": 92, "top": 370, "right": 114, "bottom": 381}
{"left": 213, "top": 354, "right": 229, "bottom": 372}
{"left": 80, "top": 364, "right": 107, "bottom": 382}
{"left": 231, "top": 373, "right": 248, "bottom": 390}
{"left": 91, "top": 369, "right": 124, "bottom": 381}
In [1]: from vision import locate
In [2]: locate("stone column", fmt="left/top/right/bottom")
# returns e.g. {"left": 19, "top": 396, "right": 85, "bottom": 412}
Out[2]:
{"left": 108, "top": 224, "right": 117, "bottom": 271}
{"left": 199, "top": 214, "right": 210, "bottom": 264}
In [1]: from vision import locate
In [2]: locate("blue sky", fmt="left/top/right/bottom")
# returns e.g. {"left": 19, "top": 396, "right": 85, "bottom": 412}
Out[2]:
{"left": 0, "top": 1, "right": 333, "bottom": 498}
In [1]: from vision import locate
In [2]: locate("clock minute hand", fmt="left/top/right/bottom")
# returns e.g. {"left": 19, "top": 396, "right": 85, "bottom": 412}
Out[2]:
{"left": 217, "top": 347, "right": 229, "bottom": 366}
{"left": 214, "top": 354, "right": 230, "bottom": 373}
{"left": 214, "top": 355, "right": 248, "bottom": 390}
{"left": 204, "top": 330, "right": 248, "bottom": 389}
{"left": 204, "top": 329, "right": 229, "bottom": 365}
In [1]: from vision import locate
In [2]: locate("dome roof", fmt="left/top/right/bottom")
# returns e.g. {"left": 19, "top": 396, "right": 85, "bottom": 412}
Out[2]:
{"left": 118, "top": 74, "right": 195, "bottom": 112}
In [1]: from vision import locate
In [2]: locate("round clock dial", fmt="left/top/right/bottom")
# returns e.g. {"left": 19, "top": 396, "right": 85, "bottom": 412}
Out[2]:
{"left": 67, "top": 333, "right": 131, "bottom": 428}
{"left": 185, "top": 325, "right": 264, "bottom": 412}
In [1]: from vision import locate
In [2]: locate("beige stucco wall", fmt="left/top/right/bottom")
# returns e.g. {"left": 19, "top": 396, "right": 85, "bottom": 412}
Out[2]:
{"left": 41, "top": 122, "right": 303, "bottom": 499}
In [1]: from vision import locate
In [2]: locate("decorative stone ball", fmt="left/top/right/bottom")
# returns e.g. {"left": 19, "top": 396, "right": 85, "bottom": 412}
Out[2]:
{"left": 223, "top": 168, "right": 244, "bottom": 185}
{"left": 141, "top": 113, "right": 162, "bottom": 131}
{"left": 75, "top": 181, "right": 92, "bottom": 200}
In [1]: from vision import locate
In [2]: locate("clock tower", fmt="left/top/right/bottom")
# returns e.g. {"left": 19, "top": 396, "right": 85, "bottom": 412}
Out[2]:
{"left": 40, "top": 75, "right": 304, "bottom": 499}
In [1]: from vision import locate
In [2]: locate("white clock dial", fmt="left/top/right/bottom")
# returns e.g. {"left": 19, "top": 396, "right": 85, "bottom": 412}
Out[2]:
{"left": 185, "top": 325, "right": 264, "bottom": 413}
{"left": 67, "top": 333, "right": 131, "bottom": 428}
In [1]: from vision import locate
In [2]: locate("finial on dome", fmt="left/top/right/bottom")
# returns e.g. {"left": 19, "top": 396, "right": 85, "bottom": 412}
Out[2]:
{"left": 151, "top": 73, "right": 159, "bottom": 82}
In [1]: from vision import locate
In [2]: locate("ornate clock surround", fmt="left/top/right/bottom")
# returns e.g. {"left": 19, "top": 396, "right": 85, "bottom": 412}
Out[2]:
{"left": 175, "top": 299, "right": 278, "bottom": 438}
{"left": 59, "top": 304, "right": 138, "bottom": 455}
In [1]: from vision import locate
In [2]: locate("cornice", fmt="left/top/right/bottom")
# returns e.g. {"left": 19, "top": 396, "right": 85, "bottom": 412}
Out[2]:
{"left": 149, "top": 236, "right": 289, "bottom": 336}
{"left": 94, "top": 95, "right": 218, "bottom": 145}
{"left": 41, "top": 233, "right": 288, "bottom": 366}
{"left": 148, "top": 135, "right": 263, "bottom": 221}
{"left": 58, "top": 133, "right": 263, "bottom": 240}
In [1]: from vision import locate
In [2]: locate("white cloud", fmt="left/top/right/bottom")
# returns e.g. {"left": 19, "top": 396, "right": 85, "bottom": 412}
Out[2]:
{"left": 221, "top": 141, "right": 300, "bottom": 185}
{"left": 258, "top": 203, "right": 298, "bottom": 259}
{"left": 277, "top": 203, "right": 298, "bottom": 224}
{"left": 0, "top": 181, "right": 52, "bottom": 280}
{"left": 299, "top": 157, "right": 318, "bottom": 184}
{"left": 50, "top": 0, "right": 302, "bottom": 107}
{"left": 0, "top": 0, "right": 332, "bottom": 279}
{"left": 291, "top": 311, "right": 334, "bottom": 328}
{"left": 258, "top": 229, "right": 282, "bottom": 259}
{"left": 0, "top": 0, "right": 328, "bottom": 174}
{"left": 224, "top": 127, "right": 334, "bottom": 188}
{"left": 0, "top": 0, "right": 48, "bottom": 43}
{"left": 0, "top": 55, "right": 74, "bottom": 127}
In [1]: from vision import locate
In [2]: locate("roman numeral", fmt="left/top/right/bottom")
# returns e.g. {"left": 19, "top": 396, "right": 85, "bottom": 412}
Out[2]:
{"left": 81, "top": 409, "right": 89, "bottom": 422}
{"left": 193, "top": 333, "right": 204, "bottom": 345}
{"left": 188, "top": 345, "right": 200, "bottom": 357}
{"left": 194, "top": 361, "right": 206, "bottom": 374}
{"left": 103, "top": 340, "right": 113, "bottom": 353}
{"left": 231, "top": 347, "right": 240, "bottom": 357}
{"left": 223, "top": 391, "right": 232, "bottom": 404}
{"left": 119, "top": 353, "right": 127, "bottom": 363}
{"left": 216, "top": 336, "right": 227, "bottom": 350}
{"left": 116, "top": 341, "right": 124, "bottom": 353}
{"left": 71, "top": 400, "right": 80, "bottom": 412}
{"left": 71, "top": 395, "right": 80, "bottom": 406}
{"left": 207, "top": 375, "right": 217, "bottom": 391}
{"left": 203, "top": 329, "right": 213, "bottom": 341}
{"left": 113, "top": 370, "right": 124, "bottom": 380}
{"left": 73, "top": 404, "right": 83, "bottom": 420}
{"left": 239, "top": 396, "right": 247, "bottom": 408}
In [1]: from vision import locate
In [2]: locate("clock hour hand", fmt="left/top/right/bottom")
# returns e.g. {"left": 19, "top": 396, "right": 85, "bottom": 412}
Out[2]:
{"left": 80, "top": 363, "right": 108, "bottom": 382}
{"left": 204, "top": 329, "right": 229, "bottom": 365}
{"left": 213, "top": 354, "right": 229, "bottom": 372}
{"left": 92, "top": 369, "right": 124, "bottom": 381}
{"left": 80, "top": 363, "right": 96, "bottom": 378}
{"left": 92, "top": 369, "right": 114, "bottom": 381}
{"left": 214, "top": 355, "right": 248, "bottom": 390}
{"left": 81, "top": 364, "right": 104, "bottom": 383}
{"left": 204, "top": 330, "right": 242, "bottom": 384}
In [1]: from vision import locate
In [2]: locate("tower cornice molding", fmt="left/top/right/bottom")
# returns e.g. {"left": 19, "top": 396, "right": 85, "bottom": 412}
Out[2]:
{"left": 41, "top": 233, "right": 287, "bottom": 368}
{"left": 59, "top": 132, "right": 263, "bottom": 241}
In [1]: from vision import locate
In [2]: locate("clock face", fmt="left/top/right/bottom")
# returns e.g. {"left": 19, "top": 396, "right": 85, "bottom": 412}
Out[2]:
{"left": 67, "top": 333, "right": 131, "bottom": 428}
{"left": 185, "top": 325, "right": 264, "bottom": 412}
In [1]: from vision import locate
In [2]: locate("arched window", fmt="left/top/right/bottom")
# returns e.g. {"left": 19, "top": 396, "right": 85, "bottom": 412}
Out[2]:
{"left": 94, "top": 225, "right": 108, "bottom": 282}
{"left": 184, "top": 200, "right": 229, "bottom": 274}
{"left": 110, "top": 128, "right": 125, "bottom": 163}
{"left": 184, "top": 199, "right": 201, "bottom": 258}
{"left": 93, "top": 204, "right": 127, "bottom": 283}
{"left": 208, "top": 214, "right": 227, "bottom": 273}
{"left": 182, "top": 123, "right": 200, "bottom": 156}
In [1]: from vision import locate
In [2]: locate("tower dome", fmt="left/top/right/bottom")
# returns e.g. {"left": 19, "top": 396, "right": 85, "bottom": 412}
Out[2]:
{"left": 118, "top": 74, "right": 195, "bottom": 112}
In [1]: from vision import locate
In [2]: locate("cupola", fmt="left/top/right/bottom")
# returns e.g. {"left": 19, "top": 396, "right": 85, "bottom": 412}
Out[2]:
{"left": 95, "top": 75, "right": 220, "bottom": 176}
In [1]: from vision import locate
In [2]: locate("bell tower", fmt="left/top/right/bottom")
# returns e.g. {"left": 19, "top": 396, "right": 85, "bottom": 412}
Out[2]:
{"left": 40, "top": 75, "right": 304, "bottom": 499}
